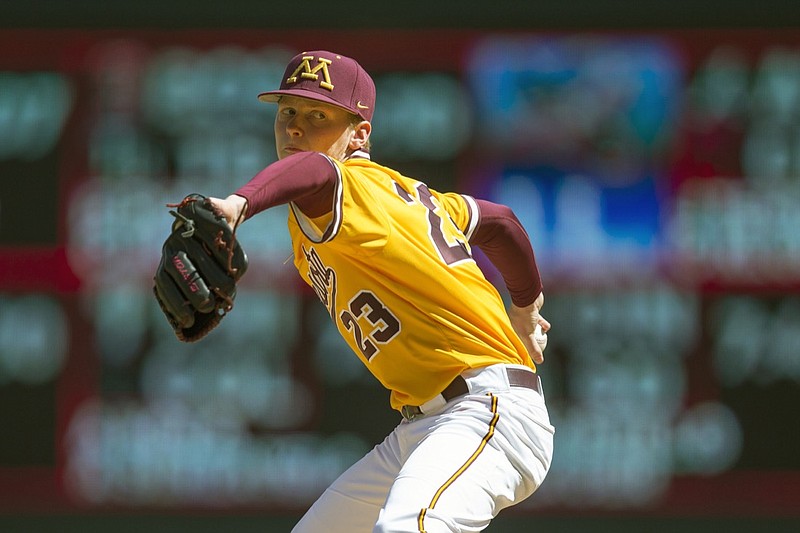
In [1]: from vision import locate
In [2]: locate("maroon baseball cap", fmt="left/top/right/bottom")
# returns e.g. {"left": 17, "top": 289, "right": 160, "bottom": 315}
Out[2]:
{"left": 258, "top": 50, "right": 376, "bottom": 122}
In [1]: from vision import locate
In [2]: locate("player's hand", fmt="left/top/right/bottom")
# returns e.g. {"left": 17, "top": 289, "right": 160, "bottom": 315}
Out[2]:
{"left": 508, "top": 292, "right": 550, "bottom": 365}
{"left": 207, "top": 194, "right": 249, "bottom": 230}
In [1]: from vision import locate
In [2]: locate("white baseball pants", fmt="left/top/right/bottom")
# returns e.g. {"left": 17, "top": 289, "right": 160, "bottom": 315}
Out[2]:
{"left": 291, "top": 364, "right": 555, "bottom": 533}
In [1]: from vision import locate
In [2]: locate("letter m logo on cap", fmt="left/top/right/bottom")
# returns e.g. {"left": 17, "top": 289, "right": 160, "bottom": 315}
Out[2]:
{"left": 286, "top": 55, "right": 334, "bottom": 91}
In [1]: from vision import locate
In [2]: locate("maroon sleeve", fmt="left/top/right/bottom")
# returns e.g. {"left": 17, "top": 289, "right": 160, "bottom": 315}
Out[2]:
{"left": 234, "top": 151, "right": 338, "bottom": 219}
{"left": 470, "top": 198, "right": 543, "bottom": 307}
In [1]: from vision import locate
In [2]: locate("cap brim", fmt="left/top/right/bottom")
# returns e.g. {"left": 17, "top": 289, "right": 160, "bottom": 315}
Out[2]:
{"left": 257, "top": 88, "right": 358, "bottom": 117}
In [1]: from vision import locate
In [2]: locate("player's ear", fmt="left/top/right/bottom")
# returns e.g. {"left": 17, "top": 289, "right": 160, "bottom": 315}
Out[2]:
{"left": 349, "top": 120, "right": 371, "bottom": 150}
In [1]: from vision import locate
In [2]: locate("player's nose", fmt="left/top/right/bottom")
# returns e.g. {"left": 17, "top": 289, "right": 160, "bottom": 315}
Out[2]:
{"left": 283, "top": 115, "right": 303, "bottom": 136}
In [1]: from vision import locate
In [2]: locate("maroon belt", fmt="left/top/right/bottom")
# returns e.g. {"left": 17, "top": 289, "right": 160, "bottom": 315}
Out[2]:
{"left": 401, "top": 367, "right": 541, "bottom": 421}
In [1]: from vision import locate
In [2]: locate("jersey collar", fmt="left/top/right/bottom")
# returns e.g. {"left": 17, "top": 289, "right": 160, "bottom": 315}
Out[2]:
{"left": 345, "top": 149, "right": 371, "bottom": 161}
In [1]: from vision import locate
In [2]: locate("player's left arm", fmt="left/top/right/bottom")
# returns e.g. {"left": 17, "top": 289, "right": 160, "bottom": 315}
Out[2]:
{"left": 467, "top": 197, "right": 550, "bottom": 363}
{"left": 208, "top": 151, "right": 339, "bottom": 227}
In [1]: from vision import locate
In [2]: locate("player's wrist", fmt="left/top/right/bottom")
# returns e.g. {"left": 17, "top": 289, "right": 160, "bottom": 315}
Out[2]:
{"left": 224, "top": 194, "right": 249, "bottom": 226}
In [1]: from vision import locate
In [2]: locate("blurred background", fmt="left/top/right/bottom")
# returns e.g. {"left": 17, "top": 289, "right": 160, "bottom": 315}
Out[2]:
{"left": 1, "top": 1, "right": 799, "bottom": 531}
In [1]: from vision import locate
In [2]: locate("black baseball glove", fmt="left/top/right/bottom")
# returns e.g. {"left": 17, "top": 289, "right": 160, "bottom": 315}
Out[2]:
{"left": 153, "top": 194, "right": 248, "bottom": 342}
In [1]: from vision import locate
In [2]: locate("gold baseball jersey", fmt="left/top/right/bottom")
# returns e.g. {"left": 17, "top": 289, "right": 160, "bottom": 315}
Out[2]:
{"left": 288, "top": 155, "right": 535, "bottom": 409}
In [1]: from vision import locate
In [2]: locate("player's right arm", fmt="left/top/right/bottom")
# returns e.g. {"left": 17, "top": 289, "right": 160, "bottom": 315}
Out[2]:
{"left": 469, "top": 198, "right": 550, "bottom": 363}
{"left": 470, "top": 199, "right": 541, "bottom": 305}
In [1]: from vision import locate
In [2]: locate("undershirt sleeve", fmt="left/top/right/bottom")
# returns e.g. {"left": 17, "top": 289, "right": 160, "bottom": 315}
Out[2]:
{"left": 234, "top": 151, "right": 338, "bottom": 219}
{"left": 469, "top": 198, "right": 543, "bottom": 307}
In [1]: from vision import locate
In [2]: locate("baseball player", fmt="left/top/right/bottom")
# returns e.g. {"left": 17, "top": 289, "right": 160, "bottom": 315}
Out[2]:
{"left": 210, "top": 50, "right": 554, "bottom": 532}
